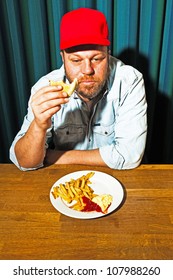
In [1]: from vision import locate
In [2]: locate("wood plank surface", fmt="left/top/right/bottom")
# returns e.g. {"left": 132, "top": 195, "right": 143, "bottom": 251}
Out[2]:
{"left": 0, "top": 164, "right": 173, "bottom": 260}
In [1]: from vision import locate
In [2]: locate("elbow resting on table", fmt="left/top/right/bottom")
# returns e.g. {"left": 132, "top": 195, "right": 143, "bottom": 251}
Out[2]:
{"left": 100, "top": 142, "right": 146, "bottom": 170}
{"left": 9, "top": 146, "right": 44, "bottom": 171}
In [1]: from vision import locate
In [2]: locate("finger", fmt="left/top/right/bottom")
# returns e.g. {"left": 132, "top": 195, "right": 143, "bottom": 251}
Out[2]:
{"left": 34, "top": 105, "right": 62, "bottom": 130}
{"left": 40, "top": 105, "right": 62, "bottom": 119}
{"left": 33, "top": 97, "right": 69, "bottom": 115}
{"left": 31, "top": 91, "right": 69, "bottom": 107}
{"left": 38, "top": 97, "right": 69, "bottom": 114}
{"left": 32, "top": 85, "right": 68, "bottom": 102}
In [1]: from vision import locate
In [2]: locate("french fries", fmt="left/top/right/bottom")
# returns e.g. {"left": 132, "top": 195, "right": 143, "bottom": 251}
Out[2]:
{"left": 51, "top": 172, "right": 96, "bottom": 210}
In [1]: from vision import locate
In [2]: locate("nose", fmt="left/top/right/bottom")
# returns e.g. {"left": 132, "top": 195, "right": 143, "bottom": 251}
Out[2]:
{"left": 81, "top": 59, "right": 94, "bottom": 75}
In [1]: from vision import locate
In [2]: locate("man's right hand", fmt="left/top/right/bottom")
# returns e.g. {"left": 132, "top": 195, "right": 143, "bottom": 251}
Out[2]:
{"left": 31, "top": 85, "right": 69, "bottom": 130}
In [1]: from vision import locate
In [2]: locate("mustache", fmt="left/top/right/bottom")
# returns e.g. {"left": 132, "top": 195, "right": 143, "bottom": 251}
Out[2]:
{"left": 78, "top": 77, "right": 97, "bottom": 83}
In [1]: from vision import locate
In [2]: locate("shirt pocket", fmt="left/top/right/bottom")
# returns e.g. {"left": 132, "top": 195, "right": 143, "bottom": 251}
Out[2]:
{"left": 54, "top": 125, "right": 86, "bottom": 150}
{"left": 92, "top": 122, "right": 115, "bottom": 146}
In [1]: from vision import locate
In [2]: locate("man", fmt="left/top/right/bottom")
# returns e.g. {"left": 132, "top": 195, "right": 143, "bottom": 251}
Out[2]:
{"left": 10, "top": 8, "right": 147, "bottom": 171}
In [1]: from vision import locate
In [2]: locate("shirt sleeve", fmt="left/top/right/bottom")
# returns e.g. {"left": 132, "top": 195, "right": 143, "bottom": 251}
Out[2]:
{"left": 9, "top": 67, "right": 66, "bottom": 170}
{"left": 99, "top": 66, "right": 147, "bottom": 169}
{"left": 9, "top": 86, "right": 52, "bottom": 171}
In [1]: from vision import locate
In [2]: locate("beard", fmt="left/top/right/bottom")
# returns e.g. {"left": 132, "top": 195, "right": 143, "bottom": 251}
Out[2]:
{"left": 64, "top": 66, "right": 109, "bottom": 100}
{"left": 76, "top": 78, "right": 107, "bottom": 100}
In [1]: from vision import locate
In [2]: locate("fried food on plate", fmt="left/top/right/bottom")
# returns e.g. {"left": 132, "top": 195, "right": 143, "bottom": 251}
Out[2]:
{"left": 51, "top": 171, "right": 113, "bottom": 214}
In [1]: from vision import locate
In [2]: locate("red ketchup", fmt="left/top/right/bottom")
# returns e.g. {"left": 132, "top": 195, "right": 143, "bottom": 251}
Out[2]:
{"left": 82, "top": 196, "right": 103, "bottom": 213}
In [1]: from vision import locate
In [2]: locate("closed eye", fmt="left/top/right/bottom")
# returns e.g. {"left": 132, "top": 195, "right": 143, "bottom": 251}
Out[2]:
{"left": 72, "top": 59, "right": 81, "bottom": 63}
{"left": 91, "top": 56, "right": 106, "bottom": 63}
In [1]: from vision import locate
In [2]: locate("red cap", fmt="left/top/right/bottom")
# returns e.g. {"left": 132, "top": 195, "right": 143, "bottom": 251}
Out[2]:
{"left": 60, "top": 8, "right": 110, "bottom": 50}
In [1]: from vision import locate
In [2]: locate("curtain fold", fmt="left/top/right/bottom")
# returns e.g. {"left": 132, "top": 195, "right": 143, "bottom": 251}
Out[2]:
{"left": 0, "top": 0, "right": 173, "bottom": 164}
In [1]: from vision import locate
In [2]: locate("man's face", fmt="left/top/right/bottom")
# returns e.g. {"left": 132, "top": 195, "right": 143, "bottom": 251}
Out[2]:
{"left": 61, "top": 45, "right": 109, "bottom": 101}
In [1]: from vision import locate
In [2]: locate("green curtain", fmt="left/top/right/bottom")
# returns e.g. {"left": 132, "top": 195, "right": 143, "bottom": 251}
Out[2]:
{"left": 0, "top": 0, "right": 173, "bottom": 164}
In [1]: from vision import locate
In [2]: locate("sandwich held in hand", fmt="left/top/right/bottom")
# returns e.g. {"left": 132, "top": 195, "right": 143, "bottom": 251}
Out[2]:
{"left": 49, "top": 78, "right": 78, "bottom": 96}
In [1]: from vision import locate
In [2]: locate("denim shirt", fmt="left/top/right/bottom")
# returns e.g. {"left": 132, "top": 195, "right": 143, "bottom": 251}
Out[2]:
{"left": 10, "top": 56, "right": 147, "bottom": 170}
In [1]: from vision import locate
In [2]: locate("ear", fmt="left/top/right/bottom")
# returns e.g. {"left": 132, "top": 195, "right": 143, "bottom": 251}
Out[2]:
{"left": 60, "top": 51, "right": 65, "bottom": 62}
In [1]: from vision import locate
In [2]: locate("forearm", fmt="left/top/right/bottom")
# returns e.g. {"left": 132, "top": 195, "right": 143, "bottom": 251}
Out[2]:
{"left": 45, "top": 149, "right": 107, "bottom": 167}
{"left": 14, "top": 120, "right": 47, "bottom": 168}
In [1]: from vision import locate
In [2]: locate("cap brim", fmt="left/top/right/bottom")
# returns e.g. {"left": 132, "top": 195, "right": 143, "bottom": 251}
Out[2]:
{"left": 60, "top": 37, "right": 110, "bottom": 50}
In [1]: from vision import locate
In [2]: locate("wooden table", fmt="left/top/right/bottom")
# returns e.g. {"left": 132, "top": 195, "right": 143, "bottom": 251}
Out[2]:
{"left": 0, "top": 164, "right": 173, "bottom": 260}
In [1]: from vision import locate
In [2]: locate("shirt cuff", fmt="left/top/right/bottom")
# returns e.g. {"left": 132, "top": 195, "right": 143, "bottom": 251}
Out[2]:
{"left": 9, "top": 139, "right": 44, "bottom": 171}
{"left": 99, "top": 145, "right": 125, "bottom": 169}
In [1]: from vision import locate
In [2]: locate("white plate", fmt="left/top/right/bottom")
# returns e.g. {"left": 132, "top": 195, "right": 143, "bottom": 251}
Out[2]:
{"left": 50, "top": 170, "right": 124, "bottom": 219}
